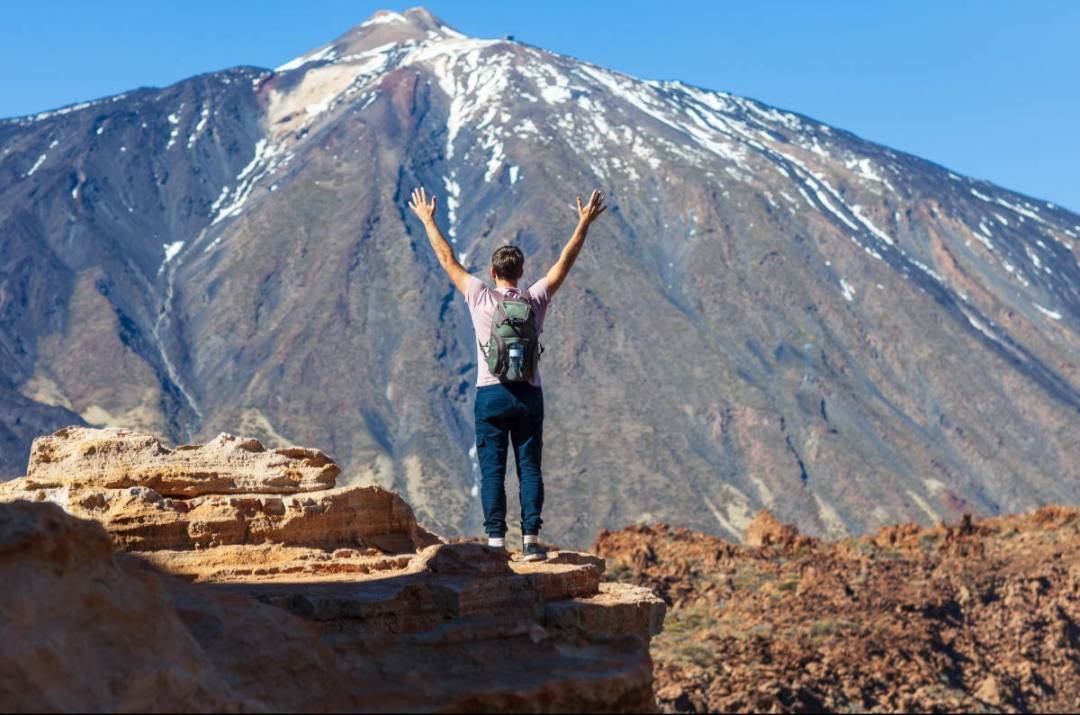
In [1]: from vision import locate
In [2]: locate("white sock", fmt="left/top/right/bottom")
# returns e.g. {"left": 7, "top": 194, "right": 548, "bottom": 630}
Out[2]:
{"left": 523, "top": 534, "right": 538, "bottom": 545}
{"left": 488, "top": 537, "right": 505, "bottom": 548}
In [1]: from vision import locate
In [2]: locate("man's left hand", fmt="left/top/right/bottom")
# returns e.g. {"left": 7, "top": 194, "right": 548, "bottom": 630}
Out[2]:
{"left": 409, "top": 187, "right": 438, "bottom": 224}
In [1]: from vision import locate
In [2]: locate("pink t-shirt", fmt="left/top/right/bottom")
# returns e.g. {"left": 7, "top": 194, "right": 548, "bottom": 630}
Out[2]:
{"left": 466, "top": 275, "right": 551, "bottom": 387}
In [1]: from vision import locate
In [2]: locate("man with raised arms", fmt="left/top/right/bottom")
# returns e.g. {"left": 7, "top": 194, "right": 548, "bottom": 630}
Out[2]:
{"left": 408, "top": 187, "right": 607, "bottom": 561}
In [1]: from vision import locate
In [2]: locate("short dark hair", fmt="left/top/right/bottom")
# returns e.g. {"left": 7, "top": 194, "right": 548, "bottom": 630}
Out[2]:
{"left": 491, "top": 245, "right": 524, "bottom": 281}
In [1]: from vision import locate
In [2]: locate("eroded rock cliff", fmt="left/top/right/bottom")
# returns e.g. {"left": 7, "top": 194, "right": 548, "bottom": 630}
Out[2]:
{"left": 0, "top": 427, "right": 665, "bottom": 712}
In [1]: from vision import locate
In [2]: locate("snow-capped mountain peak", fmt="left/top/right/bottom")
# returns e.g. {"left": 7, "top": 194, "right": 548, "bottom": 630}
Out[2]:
{"left": 1, "top": 7, "right": 1077, "bottom": 545}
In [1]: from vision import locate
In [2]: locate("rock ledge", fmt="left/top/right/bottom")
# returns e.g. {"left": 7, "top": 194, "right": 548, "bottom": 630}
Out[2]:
{"left": 0, "top": 427, "right": 665, "bottom": 712}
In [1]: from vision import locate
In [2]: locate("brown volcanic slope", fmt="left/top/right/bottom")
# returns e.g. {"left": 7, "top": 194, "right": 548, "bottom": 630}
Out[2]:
{"left": 596, "top": 509, "right": 1080, "bottom": 713}
{"left": 1, "top": 8, "right": 1078, "bottom": 545}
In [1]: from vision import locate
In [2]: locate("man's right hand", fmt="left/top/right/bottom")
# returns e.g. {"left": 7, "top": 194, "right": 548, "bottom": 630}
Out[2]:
{"left": 575, "top": 190, "right": 607, "bottom": 226}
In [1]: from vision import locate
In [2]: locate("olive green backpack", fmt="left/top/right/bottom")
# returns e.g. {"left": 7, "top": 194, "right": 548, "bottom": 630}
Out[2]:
{"left": 482, "top": 293, "right": 541, "bottom": 383}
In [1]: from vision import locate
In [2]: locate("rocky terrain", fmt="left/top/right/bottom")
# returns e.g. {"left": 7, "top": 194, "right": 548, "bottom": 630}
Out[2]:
{"left": 0, "top": 427, "right": 665, "bottom": 712}
{"left": 596, "top": 509, "right": 1080, "bottom": 713}
{"left": 1, "top": 7, "right": 1078, "bottom": 546}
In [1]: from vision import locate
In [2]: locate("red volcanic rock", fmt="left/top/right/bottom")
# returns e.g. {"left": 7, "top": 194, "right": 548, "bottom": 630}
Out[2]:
{"left": 597, "top": 507, "right": 1080, "bottom": 713}
{"left": 743, "top": 509, "right": 817, "bottom": 550}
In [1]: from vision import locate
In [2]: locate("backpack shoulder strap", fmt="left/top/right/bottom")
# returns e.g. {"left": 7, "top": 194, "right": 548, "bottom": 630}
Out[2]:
{"left": 482, "top": 297, "right": 515, "bottom": 360}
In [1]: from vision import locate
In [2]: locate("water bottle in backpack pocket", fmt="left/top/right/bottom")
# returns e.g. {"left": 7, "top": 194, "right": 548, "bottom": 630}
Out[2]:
{"left": 507, "top": 342, "right": 525, "bottom": 382}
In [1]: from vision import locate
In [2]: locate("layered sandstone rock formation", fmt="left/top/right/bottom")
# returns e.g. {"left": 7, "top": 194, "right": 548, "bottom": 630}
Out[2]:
{"left": 2, "top": 426, "right": 440, "bottom": 559}
{"left": 597, "top": 509, "right": 1080, "bottom": 713}
{"left": 0, "top": 427, "right": 665, "bottom": 712}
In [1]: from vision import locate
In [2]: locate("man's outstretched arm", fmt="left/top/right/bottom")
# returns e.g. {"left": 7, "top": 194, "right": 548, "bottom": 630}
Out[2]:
{"left": 408, "top": 186, "right": 472, "bottom": 295}
{"left": 545, "top": 190, "right": 607, "bottom": 296}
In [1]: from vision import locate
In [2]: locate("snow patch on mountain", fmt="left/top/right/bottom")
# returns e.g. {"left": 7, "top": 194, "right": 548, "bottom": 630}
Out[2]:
{"left": 1034, "top": 304, "right": 1062, "bottom": 320}
{"left": 406, "top": 38, "right": 505, "bottom": 163}
{"left": 443, "top": 173, "right": 461, "bottom": 241}
{"left": 163, "top": 241, "right": 184, "bottom": 263}
{"left": 276, "top": 45, "right": 339, "bottom": 73}
{"left": 210, "top": 139, "right": 293, "bottom": 228}
{"left": 166, "top": 107, "right": 183, "bottom": 151}
{"left": 187, "top": 105, "right": 210, "bottom": 149}
{"left": 24, "top": 153, "right": 47, "bottom": 178}
{"left": 840, "top": 278, "right": 856, "bottom": 302}
{"left": 367, "top": 10, "right": 409, "bottom": 27}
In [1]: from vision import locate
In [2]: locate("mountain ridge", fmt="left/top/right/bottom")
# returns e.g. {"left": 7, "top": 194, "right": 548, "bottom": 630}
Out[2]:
{"left": 6, "top": 7, "right": 1065, "bottom": 216}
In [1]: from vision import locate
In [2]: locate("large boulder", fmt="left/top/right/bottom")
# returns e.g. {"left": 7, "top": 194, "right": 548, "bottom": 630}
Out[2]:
{"left": 744, "top": 509, "right": 817, "bottom": 550}
{"left": 23, "top": 427, "right": 338, "bottom": 496}
{"left": 1, "top": 427, "right": 440, "bottom": 557}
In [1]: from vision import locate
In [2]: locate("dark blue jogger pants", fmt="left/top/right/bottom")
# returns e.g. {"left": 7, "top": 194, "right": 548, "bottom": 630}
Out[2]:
{"left": 474, "top": 382, "right": 544, "bottom": 538}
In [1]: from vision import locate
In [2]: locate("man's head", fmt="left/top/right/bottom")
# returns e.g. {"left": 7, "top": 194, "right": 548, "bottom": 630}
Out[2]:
{"left": 490, "top": 245, "right": 524, "bottom": 284}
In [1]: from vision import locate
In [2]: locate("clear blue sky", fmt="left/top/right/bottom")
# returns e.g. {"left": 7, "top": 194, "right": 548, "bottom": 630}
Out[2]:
{"left": 4, "top": 1, "right": 1078, "bottom": 211}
